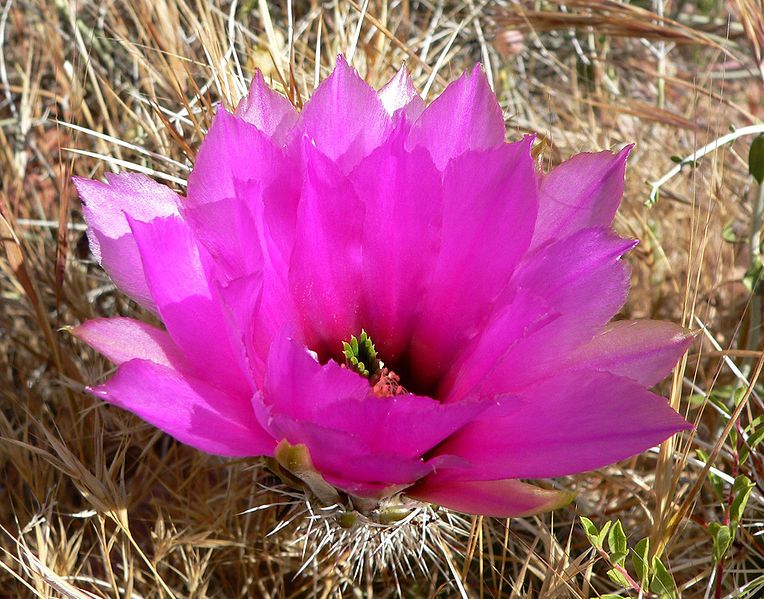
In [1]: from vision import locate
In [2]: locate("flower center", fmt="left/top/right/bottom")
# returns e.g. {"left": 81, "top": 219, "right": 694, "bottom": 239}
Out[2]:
{"left": 342, "top": 331, "right": 408, "bottom": 397}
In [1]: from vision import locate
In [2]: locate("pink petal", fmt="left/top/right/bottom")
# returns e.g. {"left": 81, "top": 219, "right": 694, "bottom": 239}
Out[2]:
{"left": 434, "top": 370, "right": 691, "bottom": 480}
{"left": 73, "top": 317, "right": 190, "bottom": 371}
{"left": 254, "top": 336, "right": 486, "bottom": 492}
{"left": 406, "top": 65, "right": 505, "bottom": 169}
{"left": 213, "top": 272, "right": 268, "bottom": 387}
{"left": 440, "top": 289, "right": 557, "bottom": 402}
{"left": 473, "top": 228, "right": 635, "bottom": 395}
{"left": 268, "top": 415, "right": 431, "bottom": 486}
{"left": 348, "top": 125, "right": 442, "bottom": 361}
{"left": 91, "top": 359, "right": 274, "bottom": 456}
{"left": 262, "top": 336, "right": 485, "bottom": 458}
{"left": 234, "top": 70, "right": 298, "bottom": 145}
{"left": 320, "top": 474, "right": 405, "bottom": 499}
{"left": 261, "top": 334, "right": 369, "bottom": 421}
{"left": 128, "top": 214, "right": 252, "bottom": 397}
{"left": 409, "top": 139, "right": 539, "bottom": 390}
{"left": 186, "top": 109, "right": 292, "bottom": 207}
{"left": 561, "top": 320, "right": 694, "bottom": 386}
{"left": 377, "top": 66, "right": 425, "bottom": 120}
{"left": 73, "top": 173, "right": 180, "bottom": 310}
{"left": 184, "top": 111, "right": 300, "bottom": 273}
{"left": 288, "top": 142, "right": 364, "bottom": 355}
{"left": 298, "top": 55, "right": 392, "bottom": 172}
{"left": 184, "top": 181, "right": 297, "bottom": 354}
{"left": 408, "top": 477, "right": 574, "bottom": 518}
{"left": 531, "top": 147, "right": 631, "bottom": 250}
{"left": 183, "top": 194, "right": 263, "bottom": 284}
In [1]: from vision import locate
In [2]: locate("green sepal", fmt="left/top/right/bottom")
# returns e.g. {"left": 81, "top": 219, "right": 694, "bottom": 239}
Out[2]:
{"left": 274, "top": 440, "right": 340, "bottom": 505}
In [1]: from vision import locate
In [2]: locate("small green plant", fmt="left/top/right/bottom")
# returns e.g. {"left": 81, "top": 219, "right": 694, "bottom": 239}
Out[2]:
{"left": 580, "top": 517, "right": 677, "bottom": 598}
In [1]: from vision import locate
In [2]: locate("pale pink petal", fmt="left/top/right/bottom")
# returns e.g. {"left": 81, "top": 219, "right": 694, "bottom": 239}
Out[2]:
{"left": 213, "top": 272, "right": 268, "bottom": 387}
{"left": 91, "top": 359, "right": 274, "bottom": 456}
{"left": 409, "top": 139, "right": 538, "bottom": 391}
{"left": 288, "top": 143, "right": 364, "bottom": 355}
{"left": 74, "top": 173, "right": 180, "bottom": 309}
{"left": 298, "top": 55, "right": 392, "bottom": 171}
{"left": 184, "top": 181, "right": 297, "bottom": 350}
{"left": 406, "top": 65, "right": 505, "bottom": 169}
{"left": 234, "top": 70, "right": 298, "bottom": 145}
{"left": 561, "top": 320, "right": 694, "bottom": 387}
{"left": 128, "top": 215, "right": 253, "bottom": 397}
{"left": 531, "top": 147, "right": 631, "bottom": 250}
{"left": 434, "top": 370, "right": 691, "bottom": 480}
{"left": 183, "top": 194, "right": 263, "bottom": 284}
{"left": 377, "top": 66, "right": 424, "bottom": 120}
{"left": 408, "top": 477, "right": 574, "bottom": 518}
{"left": 86, "top": 232, "right": 155, "bottom": 308}
{"left": 73, "top": 317, "right": 190, "bottom": 371}
{"left": 348, "top": 125, "right": 442, "bottom": 361}
{"left": 185, "top": 111, "right": 300, "bottom": 274}
{"left": 186, "top": 108, "right": 294, "bottom": 207}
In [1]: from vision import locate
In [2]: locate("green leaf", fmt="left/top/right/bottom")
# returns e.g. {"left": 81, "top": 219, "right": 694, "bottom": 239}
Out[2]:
{"left": 730, "top": 475, "right": 755, "bottom": 523}
{"left": 688, "top": 393, "right": 706, "bottom": 406}
{"left": 598, "top": 521, "right": 613, "bottom": 549}
{"left": 632, "top": 537, "right": 650, "bottom": 584}
{"left": 607, "top": 521, "right": 628, "bottom": 566}
{"left": 650, "top": 556, "right": 677, "bottom": 598}
{"left": 722, "top": 222, "right": 743, "bottom": 244}
{"left": 580, "top": 516, "right": 600, "bottom": 547}
{"left": 744, "top": 259, "right": 764, "bottom": 294}
{"left": 580, "top": 517, "right": 612, "bottom": 550}
{"left": 706, "top": 391, "right": 731, "bottom": 416}
{"left": 733, "top": 386, "right": 748, "bottom": 407}
{"left": 740, "top": 416, "right": 764, "bottom": 464}
{"left": 709, "top": 522, "right": 733, "bottom": 563}
{"left": 606, "top": 568, "right": 631, "bottom": 588}
{"left": 741, "top": 426, "right": 764, "bottom": 464}
{"left": 749, "top": 134, "right": 764, "bottom": 184}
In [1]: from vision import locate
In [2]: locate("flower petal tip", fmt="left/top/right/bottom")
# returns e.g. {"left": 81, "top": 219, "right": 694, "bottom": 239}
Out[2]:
{"left": 619, "top": 143, "right": 635, "bottom": 158}
{"left": 85, "top": 384, "right": 106, "bottom": 399}
{"left": 516, "top": 489, "right": 578, "bottom": 517}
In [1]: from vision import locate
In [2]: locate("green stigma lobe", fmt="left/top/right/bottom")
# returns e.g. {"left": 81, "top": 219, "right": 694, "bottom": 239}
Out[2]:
{"left": 342, "top": 330, "right": 380, "bottom": 379}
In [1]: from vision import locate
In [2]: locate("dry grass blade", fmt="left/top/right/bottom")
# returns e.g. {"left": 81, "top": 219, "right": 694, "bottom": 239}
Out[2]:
{"left": 495, "top": 0, "right": 729, "bottom": 48}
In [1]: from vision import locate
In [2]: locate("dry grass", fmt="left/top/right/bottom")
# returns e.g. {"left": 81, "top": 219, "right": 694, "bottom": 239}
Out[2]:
{"left": 1, "top": 0, "right": 764, "bottom": 596}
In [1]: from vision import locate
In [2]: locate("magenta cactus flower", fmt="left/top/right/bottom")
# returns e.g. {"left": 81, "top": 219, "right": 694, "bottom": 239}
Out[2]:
{"left": 73, "top": 57, "right": 693, "bottom": 518}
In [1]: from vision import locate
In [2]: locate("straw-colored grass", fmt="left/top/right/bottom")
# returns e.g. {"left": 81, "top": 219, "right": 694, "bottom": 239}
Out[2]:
{"left": 1, "top": 0, "right": 763, "bottom": 596}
